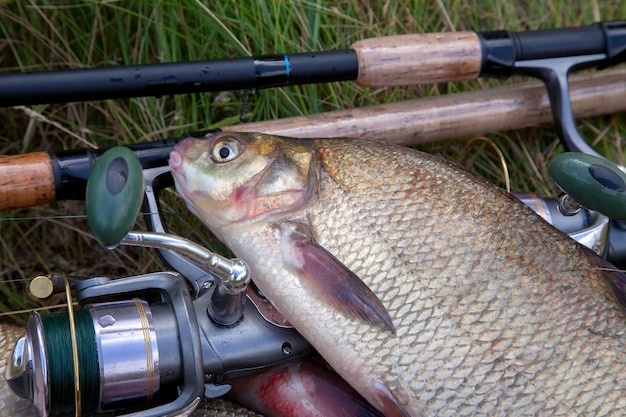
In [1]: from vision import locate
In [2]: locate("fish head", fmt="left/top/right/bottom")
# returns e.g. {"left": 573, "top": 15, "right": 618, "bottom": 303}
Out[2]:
{"left": 169, "top": 132, "right": 317, "bottom": 236}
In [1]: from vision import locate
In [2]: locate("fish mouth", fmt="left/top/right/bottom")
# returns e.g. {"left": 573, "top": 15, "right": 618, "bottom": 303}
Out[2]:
{"left": 169, "top": 138, "right": 214, "bottom": 200}
{"left": 169, "top": 139, "right": 196, "bottom": 176}
{"left": 169, "top": 144, "right": 192, "bottom": 206}
{"left": 169, "top": 145, "right": 184, "bottom": 173}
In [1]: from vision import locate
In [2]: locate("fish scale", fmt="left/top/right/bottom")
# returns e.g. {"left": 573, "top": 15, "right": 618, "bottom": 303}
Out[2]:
{"left": 170, "top": 133, "right": 626, "bottom": 416}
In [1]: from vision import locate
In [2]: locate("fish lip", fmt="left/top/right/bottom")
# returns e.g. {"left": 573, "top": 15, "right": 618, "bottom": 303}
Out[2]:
{"left": 169, "top": 139, "right": 197, "bottom": 176}
{"left": 169, "top": 137, "right": 215, "bottom": 192}
{"left": 171, "top": 138, "right": 191, "bottom": 157}
{"left": 169, "top": 148, "right": 183, "bottom": 173}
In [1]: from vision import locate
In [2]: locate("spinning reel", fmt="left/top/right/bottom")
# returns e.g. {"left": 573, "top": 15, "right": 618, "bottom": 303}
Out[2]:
{"left": 6, "top": 144, "right": 311, "bottom": 416}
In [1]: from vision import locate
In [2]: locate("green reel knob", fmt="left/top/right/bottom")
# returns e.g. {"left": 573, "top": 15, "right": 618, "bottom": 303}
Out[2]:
{"left": 86, "top": 146, "right": 144, "bottom": 247}
{"left": 548, "top": 152, "right": 626, "bottom": 221}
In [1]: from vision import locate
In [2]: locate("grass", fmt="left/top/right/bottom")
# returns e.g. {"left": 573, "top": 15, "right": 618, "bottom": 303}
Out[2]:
{"left": 0, "top": 0, "right": 625, "bottom": 322}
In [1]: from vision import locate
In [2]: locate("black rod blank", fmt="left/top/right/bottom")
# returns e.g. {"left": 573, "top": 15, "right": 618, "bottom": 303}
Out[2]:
{"left": 0, "top": 50, "right": 357, "bottom": 107}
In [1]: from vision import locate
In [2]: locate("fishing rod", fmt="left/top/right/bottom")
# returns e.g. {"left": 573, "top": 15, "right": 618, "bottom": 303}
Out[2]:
{"left": 2, "top": 19, "right": 626, "bottom": 210}
{"left": 1, "top": 67, "right": 626, "bottom": 211}
{"left": 1, "top": 20, "right": 625, "bottom": 213}
{"left": 1, "top": 20, "right": 625, "bottom": 107}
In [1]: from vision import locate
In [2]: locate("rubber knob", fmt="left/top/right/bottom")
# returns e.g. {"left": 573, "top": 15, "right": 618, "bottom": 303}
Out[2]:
{"left": 549, "top": 152, "right": 626, "bottom": 221}
{"left": 86, "top": 146, "right": 144, "bottom": 247}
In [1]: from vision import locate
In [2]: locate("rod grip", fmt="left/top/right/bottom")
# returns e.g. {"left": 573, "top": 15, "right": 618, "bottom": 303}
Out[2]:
{"left": 0, "top": 152, "right": 55, "bottom": 210}
{"left": 351, "top": 32, "right": 482, "bottom": 86}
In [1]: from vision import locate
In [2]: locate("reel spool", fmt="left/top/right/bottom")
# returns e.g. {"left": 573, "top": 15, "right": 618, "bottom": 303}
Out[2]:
{"left": 7, "top": 293, "right": 185, "bottom": 417}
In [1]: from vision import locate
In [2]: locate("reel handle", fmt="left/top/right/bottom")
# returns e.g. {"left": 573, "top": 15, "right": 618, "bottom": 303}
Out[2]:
{"left": 549, "top": 152, "right": 626, "bottom": 221}
{"left": 85, "top": 146, "right": 145, "bottom": 247}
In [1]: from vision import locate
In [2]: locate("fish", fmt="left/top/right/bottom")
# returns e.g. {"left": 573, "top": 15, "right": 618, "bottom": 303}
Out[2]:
{"left": 169, "top": 131, "right": 626, "bottom": 417}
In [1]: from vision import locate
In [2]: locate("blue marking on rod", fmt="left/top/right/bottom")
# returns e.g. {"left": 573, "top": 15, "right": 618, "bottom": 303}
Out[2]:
{"left": 284, "top": 55, "right": 291, "bottom": 84}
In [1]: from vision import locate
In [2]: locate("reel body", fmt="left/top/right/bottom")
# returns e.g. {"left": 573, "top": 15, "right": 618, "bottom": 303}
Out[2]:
{"left": 7, "top": 272, "right": 310, "bottom": 417}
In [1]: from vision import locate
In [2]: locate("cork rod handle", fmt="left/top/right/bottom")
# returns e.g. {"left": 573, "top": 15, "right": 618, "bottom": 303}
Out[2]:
{"left": 351, "top": 32, "right": 483, "bottom": 86}
{"left": 0, "top": 152, "right": 55, "bottom": 209}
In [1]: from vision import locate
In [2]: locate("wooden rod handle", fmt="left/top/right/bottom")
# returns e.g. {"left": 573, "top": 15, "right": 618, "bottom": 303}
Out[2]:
{"left": 0, "top": 152, "right": 55, "bottom": 210}
{"left": 229, "top": 68, "right": 626, "bottom": 145}
{"left": 351, "top": 32, "right": 482, "bottom": 86}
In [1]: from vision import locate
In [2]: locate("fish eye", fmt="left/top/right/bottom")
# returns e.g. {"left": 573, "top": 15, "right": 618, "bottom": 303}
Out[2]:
{"left": 211, "top": 137, "right": 242, "bottom": 163}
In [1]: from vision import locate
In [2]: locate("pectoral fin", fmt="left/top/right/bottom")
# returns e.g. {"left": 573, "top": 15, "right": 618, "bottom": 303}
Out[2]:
{"left": 278, "top": 222, "right": 395, "bottom": 334}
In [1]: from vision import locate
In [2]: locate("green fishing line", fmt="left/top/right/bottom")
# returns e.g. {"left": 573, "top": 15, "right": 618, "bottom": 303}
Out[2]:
{"left": 42, "top": 309, "right": 99, "bottom": 417}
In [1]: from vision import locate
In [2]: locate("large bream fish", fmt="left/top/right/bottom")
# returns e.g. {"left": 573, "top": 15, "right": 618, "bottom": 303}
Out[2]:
{"left": 169, "top": 132, "right": 626, "bottom": 416}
